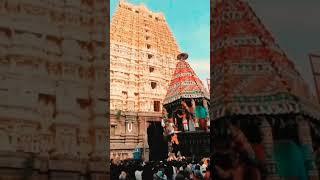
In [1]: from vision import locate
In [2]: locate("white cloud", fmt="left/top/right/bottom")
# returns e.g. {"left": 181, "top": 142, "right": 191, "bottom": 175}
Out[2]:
{"left": 188, "top": 59, "right": 210, "bottom": 89}
{"left": 189, "top": 60, "right": 210, "bottom": 75}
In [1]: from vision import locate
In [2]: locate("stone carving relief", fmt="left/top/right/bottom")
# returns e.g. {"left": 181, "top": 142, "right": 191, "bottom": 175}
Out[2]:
{"left": 127, "top": 121, "right": 133, "bottom": 133}
{"left": 54, "top": 128, "right": 77, "bottom": 158}
{"left": 0, "top": 127, "right": 11, "bottom": 151}
{"left": 0, "top": 0, "right": 108, "bottom": 177}
{"left": 127, "top": 101, "right": 135, "bottom": 112}
{"left": 38, "top": 94, "right": 55, "bottom": 132}
{"left": 13, "top": 123, "right": 38, "bottom": 153}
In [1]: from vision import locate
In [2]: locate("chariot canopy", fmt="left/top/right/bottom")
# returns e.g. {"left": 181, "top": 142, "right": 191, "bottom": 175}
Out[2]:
{"left": 212, "top": 0, "right": 320, "bottom": 122}
{"left": 162, "top": 53, "right": 210, "bottom": 134}
{"left": 163, "top": 53, "right": 209, "bottom": 107}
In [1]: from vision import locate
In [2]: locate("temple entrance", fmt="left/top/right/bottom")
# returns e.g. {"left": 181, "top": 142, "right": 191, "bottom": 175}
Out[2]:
{"left": 147, "top": 121, "right": 168, "bottom": 161}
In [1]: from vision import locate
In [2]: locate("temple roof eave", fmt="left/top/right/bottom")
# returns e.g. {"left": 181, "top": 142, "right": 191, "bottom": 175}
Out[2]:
{"left": 163, "top": 94, "right": 210, "bottom": 106}
{"left": 211, "top": 93, "right": 320, "bottom": 121}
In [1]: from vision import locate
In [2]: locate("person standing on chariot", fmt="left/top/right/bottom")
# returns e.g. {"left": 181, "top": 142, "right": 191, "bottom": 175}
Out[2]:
{"left": 194, "top": 100, "right": 209, "bottom": 131}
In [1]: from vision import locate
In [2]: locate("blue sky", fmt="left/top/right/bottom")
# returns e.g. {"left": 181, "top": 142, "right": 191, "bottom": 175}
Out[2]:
{"left": 110, "top": 0, "right": 210, "bottom": 89}
{"left": 110, "top": 1, "right": 320, "bottom": 97}
{"left": 249, "top": 0, "right": 320, "bottom": 97}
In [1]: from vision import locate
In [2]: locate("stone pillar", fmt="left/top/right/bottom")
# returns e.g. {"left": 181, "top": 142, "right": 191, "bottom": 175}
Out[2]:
{"left": 138, "top": 117, "right": 147, "bottom": 160}
{"left": 144, "top": 120, "right": 150, "bottom": 162}
{"left": 297, "top": 116, "right": 319, "bottom": 180}
{"left": 260, "top": 117, "right": 280, "bottom": 180}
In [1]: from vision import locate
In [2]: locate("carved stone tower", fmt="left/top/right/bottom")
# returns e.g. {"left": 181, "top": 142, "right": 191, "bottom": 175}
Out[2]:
{"left": 110, "top": 1, "right": 180, "bottom": 113}
{"left": 110, "top": 1, "right": 180, "bottom": 160}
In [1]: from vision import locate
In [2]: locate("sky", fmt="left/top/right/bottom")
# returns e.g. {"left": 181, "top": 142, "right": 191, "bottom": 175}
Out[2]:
{"left": 248, "top": 0, "right": 320, "bottom": 96}
{"left": 110, "top": 0, "right": 320, "bottom": 96}
{"left": 110, "top": 0, "right": 210, "bottom": 89}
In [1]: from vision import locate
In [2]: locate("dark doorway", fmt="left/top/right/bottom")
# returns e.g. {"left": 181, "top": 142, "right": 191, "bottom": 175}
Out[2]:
{"left": 147, "top": 121, "right": 168, "bottom": 161}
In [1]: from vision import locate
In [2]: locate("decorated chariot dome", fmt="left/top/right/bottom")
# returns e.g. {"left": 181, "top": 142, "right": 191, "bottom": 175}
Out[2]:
{"left": 163, "top": 52, "right": 209, "bottom": 106}
{"left": 162, "top": 52, "right": 210, "bottom": 134}
{"left": 212, "top": 0, "right": 320, "bottom": 120}
{"left": 212, "top": 1, "right": 320, "bottom": 179}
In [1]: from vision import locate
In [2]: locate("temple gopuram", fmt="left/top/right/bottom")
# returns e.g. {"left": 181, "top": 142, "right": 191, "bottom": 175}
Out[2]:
{"left": 0, "top": 0, "right": 108, "bottom": 179}
{"left": 161, "top": 53, "right": 210, "bottom": 160}
{"left": 212, "top": 0, "right": 320, "bottom": 179}
{"left": 110, "top": 0, "right": 180, "bottom": 161}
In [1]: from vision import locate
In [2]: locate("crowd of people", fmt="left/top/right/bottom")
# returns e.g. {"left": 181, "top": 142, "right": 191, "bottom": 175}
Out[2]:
{"left": 110, "top": 157, "right": 211, "bottom": 180}
{"left": 110, "top": 99, "right": 212, "bottom": 180}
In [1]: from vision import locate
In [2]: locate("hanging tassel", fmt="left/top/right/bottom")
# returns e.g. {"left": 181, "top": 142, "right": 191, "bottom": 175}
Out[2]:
{"left": 183, "top": 119, "right": 188, "bottom": 131}
{"left": 191, "top": 99, "right": 196, "bottom": 113}
{"left": 194, "top": 118, "right": 199, "bottom": 128}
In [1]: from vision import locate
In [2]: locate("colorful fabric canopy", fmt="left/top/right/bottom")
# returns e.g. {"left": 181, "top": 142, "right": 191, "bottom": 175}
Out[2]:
{"left": 163, "top": 53, "right": 209, "bottom": 105}
{"left": 211, "top": 0, "right": 320, "bottom": 120}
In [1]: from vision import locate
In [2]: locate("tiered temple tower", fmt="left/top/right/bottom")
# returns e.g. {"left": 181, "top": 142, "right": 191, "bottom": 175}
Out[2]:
{"left": 110, "top": 1, "right": 180, "bottom": 160}
{"left": 0, "top": 0, "right": 108, "bottom": 179}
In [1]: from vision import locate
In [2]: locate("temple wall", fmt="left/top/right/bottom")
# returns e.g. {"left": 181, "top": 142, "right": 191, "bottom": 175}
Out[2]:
{"left": 0, "top": 0, "right": 108, "bottom": 179}
{"left": 110, "top": 110, "right": 161, "bottom": 161}
{"left": 110, "top": 1, "right": 180, "bottom": 158}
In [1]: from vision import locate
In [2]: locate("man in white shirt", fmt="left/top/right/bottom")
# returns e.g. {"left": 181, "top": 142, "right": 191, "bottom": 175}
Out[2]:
{"left": 135, "top": 164, "right": 143, "bottom": 180}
